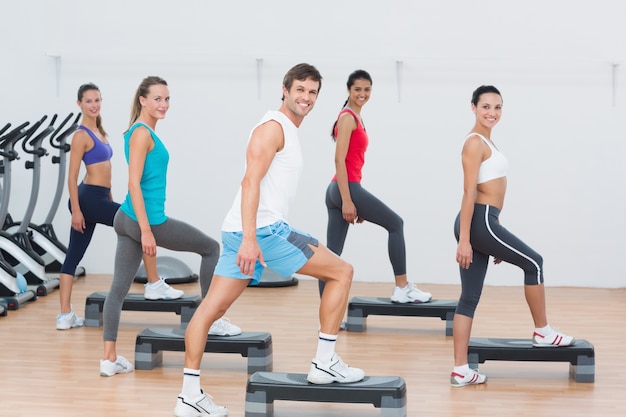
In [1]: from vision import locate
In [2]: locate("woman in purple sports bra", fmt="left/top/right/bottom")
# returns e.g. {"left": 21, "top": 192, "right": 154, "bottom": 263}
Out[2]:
{"left": 56, "top": 83, "right": 183, "bottom": 331}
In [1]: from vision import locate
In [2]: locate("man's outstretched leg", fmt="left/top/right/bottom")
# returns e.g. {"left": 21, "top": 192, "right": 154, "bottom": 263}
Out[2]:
{"left": 174, "top": 276, "right": 248, "bottom": 417}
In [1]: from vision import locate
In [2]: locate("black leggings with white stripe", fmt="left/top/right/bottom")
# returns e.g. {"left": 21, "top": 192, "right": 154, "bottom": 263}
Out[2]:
{"left": 454, "top": 204, "right": 543, "bottom": 318}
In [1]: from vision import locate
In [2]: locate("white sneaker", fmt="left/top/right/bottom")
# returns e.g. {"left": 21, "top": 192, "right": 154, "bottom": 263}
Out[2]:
{"left": 390, "top": 282, "right": 432, "bottom": 303}
{"left": 450, "top": 368, "right": 487, "bottom": 387}
{"left": 100, "top": 355, "right": 134, "bottom": 377}
{"left": 144, "top": 277, "right": 184, "bottom": 300}
{"left": 307, "top": 353, "right": 365, "bottom": 384}
{"left": 532, "top": 327, "right": 575, "bottom": 347}
{"left": 209, "top": 317, "right": 242, "bottom": 336}
{"left": 174, "top": 389, "right": 228, "bottom": 417}
{"left": 56, "top": 309, "right": 85, "bottom": 330}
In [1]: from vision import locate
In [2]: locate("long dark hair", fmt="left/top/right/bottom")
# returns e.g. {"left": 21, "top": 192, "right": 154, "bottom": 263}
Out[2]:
{"left": 331, "top": 70, "right": 372, "bottom": 140}
{"left": 77, "top": 82, "right": 107, "bottom": 137}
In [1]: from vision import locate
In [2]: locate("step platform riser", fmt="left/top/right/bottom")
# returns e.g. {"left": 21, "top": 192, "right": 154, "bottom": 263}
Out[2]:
{"left": 347, "top": 297, "right": 457, "bottom": 336}
{"left": 84, "top": 291, "right": 201, "bottom": 328}
{"left": 245, "top": 372, "right": 406, "bottom": 417}
{"left": 467, "top": 338, "right": 595, "bottom": 383}
{"left": 134, "top": 328, "right": 273, "bottom": 374}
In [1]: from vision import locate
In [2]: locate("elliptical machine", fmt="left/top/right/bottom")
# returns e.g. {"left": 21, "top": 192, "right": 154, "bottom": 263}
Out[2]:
{"left": 0, "top": 115, "right": 59, "bottom": 295}
{"left": 0, "top": 121, "right": 39, "bottom": 308}
{"left": 4, "top": 112, "right": 84, "bottom": 278}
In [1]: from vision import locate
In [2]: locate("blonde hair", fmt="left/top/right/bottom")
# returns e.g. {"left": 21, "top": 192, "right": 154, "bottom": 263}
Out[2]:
{"left": 128, "top": 76, "right": 168, "bottom": 129}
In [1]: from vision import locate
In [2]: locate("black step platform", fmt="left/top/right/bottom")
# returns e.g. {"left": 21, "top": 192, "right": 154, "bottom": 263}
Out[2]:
{"left": 467, "top": 338, "right": 595, "bottom": 383}
{"left": 347, "top": 296, "right": 457, "bottom": 335}
{"left": 84, "top": 291, "right": 201, "bottom": 328}
{"left": 245, "top": 372, "right": 406, "bottom": 417}
{"left": 135, "top": 328, "right": 273, "bottom": 374}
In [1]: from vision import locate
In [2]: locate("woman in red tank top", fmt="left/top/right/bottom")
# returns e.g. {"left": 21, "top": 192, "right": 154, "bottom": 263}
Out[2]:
{"left": 320, "top": 70, "right": 432, "bottom": 307}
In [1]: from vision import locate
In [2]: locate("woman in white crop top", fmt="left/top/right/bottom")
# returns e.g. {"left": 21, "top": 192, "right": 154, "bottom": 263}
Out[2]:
{"left": 451, "top": 85, "right": 574, "bottom": 387}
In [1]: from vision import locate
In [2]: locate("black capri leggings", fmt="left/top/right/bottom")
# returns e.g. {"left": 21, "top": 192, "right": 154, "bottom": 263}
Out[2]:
{"left": 320, "top": 181, "right": 406, "bottom": 295}
{"left": 60, "top": 183, "right": 120, "bottom": 276}
{"left": 453, "top": 203, "right": 543, "bottom": 318}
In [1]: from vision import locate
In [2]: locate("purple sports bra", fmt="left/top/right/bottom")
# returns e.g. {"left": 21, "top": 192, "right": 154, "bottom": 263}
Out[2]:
{"left": 78, "top": 125, "right": 113, "bottom": 166}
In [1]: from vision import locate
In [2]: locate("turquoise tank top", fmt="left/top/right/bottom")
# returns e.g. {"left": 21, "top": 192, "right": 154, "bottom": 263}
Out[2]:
{"left": 120, "top": 122, "right": 169, "bottom": 225}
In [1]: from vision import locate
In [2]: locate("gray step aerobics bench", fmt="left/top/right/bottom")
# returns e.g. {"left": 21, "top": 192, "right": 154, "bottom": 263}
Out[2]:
{"left": 468, "top": 338, "right": 595, "bottom": 383}
{"left": 84, "top": 291, "right": 201, "bottom": 328}
{"left": 347, "top": 296, "right": 457, "bottom": 335}
{"left": 135, "top": 328, "right": 273, "bottom": 374}
{"left": 245, "top": 372, "right": 406, "bottom": 417}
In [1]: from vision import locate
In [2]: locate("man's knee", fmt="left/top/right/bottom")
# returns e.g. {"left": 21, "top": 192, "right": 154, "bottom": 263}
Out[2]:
{"left": 336, "top": 259, "right": 353, "bottom": 284}
{"left": 195, "top": 297, "right": 226, "bottom": 322}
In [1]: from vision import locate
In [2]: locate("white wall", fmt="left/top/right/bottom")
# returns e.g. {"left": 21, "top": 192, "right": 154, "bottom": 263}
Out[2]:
{"left": 0, "top": 0, "right": 624, "bottom": 288}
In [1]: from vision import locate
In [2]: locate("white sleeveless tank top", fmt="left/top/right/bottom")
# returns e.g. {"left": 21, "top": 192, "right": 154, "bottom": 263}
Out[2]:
{"left": 221, "top": 110, "right": 303, "bottom": 232}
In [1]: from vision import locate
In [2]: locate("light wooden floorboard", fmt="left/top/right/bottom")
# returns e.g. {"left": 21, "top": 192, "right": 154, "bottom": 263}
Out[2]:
{"left": 0, "top": 275, "right": 623, "bottom": 417}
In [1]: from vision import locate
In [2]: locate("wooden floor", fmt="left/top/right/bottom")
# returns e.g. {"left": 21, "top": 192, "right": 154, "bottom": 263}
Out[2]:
{"left": 0, "top": 275, "right": 623, "bottom": 417}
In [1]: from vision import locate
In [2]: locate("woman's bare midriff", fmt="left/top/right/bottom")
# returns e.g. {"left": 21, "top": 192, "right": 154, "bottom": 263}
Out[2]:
{"left": 475, "top": 177, "right": 507, "bottom": 210}
{"left": 83, "top": 161, "right": 113, "bottom": 188}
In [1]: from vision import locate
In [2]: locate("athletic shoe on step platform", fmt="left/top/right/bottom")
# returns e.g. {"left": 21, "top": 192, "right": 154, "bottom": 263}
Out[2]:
{"left": 56, "top": 309, "right": 85, "bottom": 330}
{"left": 532, "top": 327, "right": 575, "bottom": 347}
{"left": 307, "top": 353, "right": 365, "bottom": 384}
{"left": 100, "top": 355, "right": 134, "bottom": 377}
{"left": 450, "top": 368, "right": 487, "bottom": 387}
{"left": 208, "top": 317, "right": 242, "bottom": 336}
{"left": 144, "top": 277, "right": 184, "bottom": 300}
{"left": 174, "top": 389, "right": 228, "bottom": 417}
{"left": 390, "top": 282, "right": 432, "bottom": 303}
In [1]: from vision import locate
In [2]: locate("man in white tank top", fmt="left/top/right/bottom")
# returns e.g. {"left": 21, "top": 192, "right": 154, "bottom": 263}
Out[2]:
{"left": 174, "top": 64, "right": 365, "bottom": 417}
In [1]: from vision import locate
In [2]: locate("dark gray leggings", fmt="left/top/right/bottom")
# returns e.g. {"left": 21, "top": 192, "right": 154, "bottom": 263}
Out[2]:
{"left": 454, "top": 204, "right": 543, "bottom": 318}
{"left": 103, "top": 211, "right": 220, "bottom": 341}
{"left": 320, "top": 181, "right": 406, "bottom": 296}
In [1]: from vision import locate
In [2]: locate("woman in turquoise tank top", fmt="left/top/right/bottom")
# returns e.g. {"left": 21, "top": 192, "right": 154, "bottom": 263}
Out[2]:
{"left": 99, "top": 76, "right": 236, "bottom": 377}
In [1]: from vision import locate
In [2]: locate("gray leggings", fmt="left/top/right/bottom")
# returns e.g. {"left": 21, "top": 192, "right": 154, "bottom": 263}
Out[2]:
{"left": 320, "top": 181, "right": 406, "bottom": 296}
{"left": 103, "top": 210, "right": 220, "bottom": 341}
{"left": 453, "top": 204, "right": 543, "bottom": 318}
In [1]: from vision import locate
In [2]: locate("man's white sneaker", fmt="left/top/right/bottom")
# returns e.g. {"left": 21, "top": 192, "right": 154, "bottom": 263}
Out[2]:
{"left": 307, "top": 353, "right": 365, "bottom": 384}
{"left": 56, "top": 309, "right": 85, "bottom": 330}
{"left": 100, "top": 355, "right": 134, "bottom": 377}
{"left": 144, "top": 277, "right": 184, "bottom": 300}
{"left": 390, "top": 282, "right": 432, "bottom": 303}
{"left": 208, "top": 317, "right": 242, "bottom": 336}
{"left": 532, "top": 327, "right": 575, "bottom": 347}
{"left": 174, "top": 389, "right": 228, "bottom": 417}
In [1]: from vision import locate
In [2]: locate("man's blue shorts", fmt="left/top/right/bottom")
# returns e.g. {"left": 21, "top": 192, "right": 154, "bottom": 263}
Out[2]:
{"left": 214, "top": 221, "right": 319, "bottom": 285}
